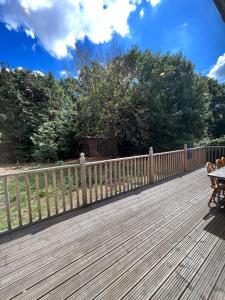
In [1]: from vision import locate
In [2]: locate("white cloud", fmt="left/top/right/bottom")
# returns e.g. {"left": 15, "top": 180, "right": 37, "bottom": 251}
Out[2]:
{"left": 182, "top": 22, "right": 189, "bottom": 27}
{"left": 148, "top": 0, "right": 161, "bottom": 7}
{"left": 60, "top": 70, "right": 68, "bottom": 78}
{"left": 33, "top": 70, "right": 44, "bottom": 76}
{"left": 0, "top": 0, "right": 140, "bottom": 59}
{"left": 31, "top": 43, "right": 37, "bottom": 52}
{"left": 139, "top": 8, "right": 144, "bottom": 18}
{"left": 208, "top": 54, "right": 225, "bottom": 81}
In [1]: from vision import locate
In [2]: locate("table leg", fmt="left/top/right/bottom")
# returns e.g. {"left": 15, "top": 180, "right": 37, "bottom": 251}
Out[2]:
{"left": 216, "top": 178, "right": 222, "bottom": 208}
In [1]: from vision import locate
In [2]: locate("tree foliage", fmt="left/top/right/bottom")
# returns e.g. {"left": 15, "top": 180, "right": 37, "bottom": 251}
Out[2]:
{"left": 0, "top": 48, "right": 224, "bottom": 161}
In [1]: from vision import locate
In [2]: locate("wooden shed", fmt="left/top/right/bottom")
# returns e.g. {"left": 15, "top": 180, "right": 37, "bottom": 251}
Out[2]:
{"left": 80, "top": 136, "right": 118, "bottom": 157}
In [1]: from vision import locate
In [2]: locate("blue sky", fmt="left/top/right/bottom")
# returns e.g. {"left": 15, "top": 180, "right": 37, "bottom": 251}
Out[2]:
{"left": 0, "top": 0, "right": 225, "bottom": 81}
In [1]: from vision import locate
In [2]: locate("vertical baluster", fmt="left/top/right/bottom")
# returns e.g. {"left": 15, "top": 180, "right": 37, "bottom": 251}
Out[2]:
{"left": 141, "top": 157, "right": 145, "bottom": 185}
{"left": 174, "top": 153, "right": 176, "bottom": 174}
{"left": 24, "top": 175, "right": 32, "bottom": 223}
{"left": 67, "top": 168, "right": 73, "bottom": 210}
{"left": 131, "top": 159, "right": 134, "bottom": 187}
{"left": 169, "top": 153, "right": 172, "bottom": 176}
{"left": 118, "top": 160, "right": 122, "bottom": 193}
{"left": 100, "top": 164, "right": 103, "bottom": 199}
{"left": 94, "top": 164, "right": 98, "bottom": 201}
{"left": 144, "top": 157, "right": 147, "bottom": 184}
{"left": 139, "top": 158, "right": 142, "bottom": 185}
{"left": 170, "top": 153, "right": 173, "bottom": 176}
{"left": 52, "top": 171, "right": 58, "bottom": 214}
{"left": 34, "top": 174, "right": 41, "bottom": 220}
{"left": 199, "top": 148, "right": 201, "bottom": 166}
{"left": 44, "top": 172, "right": 50, "bottom": 217}
{"left": 175, "top": 152, "right": 178, "bottom": 174}
{"left": 167, "top": 153, "right": 169, "bottom": 176}
{"left": 162, "top": 154, "right": 166, "bottom": 179}
{"left": 175, "top": 152, "right": 177, "bottom": 173}
{"left": 155, "top": 156, "right": 158, "bottom": 180}
{"left": 171, "top": 153, "right": 174, "bottom": 175}
{"left": 164, "top": 154, "right": 166, "bottom": 177}
{"left": 126, "top": 160, "right": 130, "bottom": 190}
{"left": 134, "top": 158, "right": 137, "bottom": 187}
{"left": 161, "top": 155, "right": 163, "bottom": 179}
{"left": 158, "top": 155, "right": 160, "bottom": 180}
{"left": 60, "top": 169, "right": 66, "bottom": 211}
{"left": 88, "top": 166, "right": 92, "bottom": 203}
{"left": 154, "top": 156, "right": 156, "bottom": 182}
{"left": 160, "top": 155, "right": 162, "bottom": 179}
{"left": 114, "top": 161, "right": 118, "bottom": 194}
{"left": 164, "top": 154, "right": 166, "bottom": 178}
{"left": 139, "top": 158, "right": 141, "bottom": 185}
{"left": 164, "top": 155, "right": 166, "bottom": 178}
{"left": 157, "top": 155, "right": 159, "bottom": 180}
{"left": 147, "top": 156, "right": 149, "bottom": 182}
{"left": 123, "top": 160, "right": 126, "bottom": 191}
{"left": 167, "top": 154, "right": 170, "bottom": 177}
{"left": 178, "top": 152, "right": 181, "bottom": 173}
{"left": 3, "top": 177, "right": 11, "bottom": 230}
{"left": 196, "top": 149, "right": 198, "bottom": 167}
{"left": 142, "top": 158, "right": 145, "bottom": 185}
{"left": 137, "top": 158, "right": 140, "bottom": 186}
{"left": 175, "top": 152, "right": 178, "bottom": 175}
{"left": 109, "top": 162, "right": 113, "bottom": 196}
{"left": 166, "top": 153, "right": 169, "bottom": 177}
{"left": 75, "top": 167, "right": 79, "bottom": 207}
{"left": 179, "top": 152, "right": 182, "bottom": 174}
{"left": 105, "top": 163, "right": 108, "bottom": 198}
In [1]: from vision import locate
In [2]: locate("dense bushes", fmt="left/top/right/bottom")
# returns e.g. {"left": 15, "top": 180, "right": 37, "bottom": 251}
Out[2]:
{"left": 0, "top": 48, "right": 224, "bottom": 161}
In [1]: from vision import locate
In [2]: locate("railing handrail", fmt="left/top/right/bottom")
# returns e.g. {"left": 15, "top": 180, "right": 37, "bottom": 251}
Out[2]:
{"left": 0, "top": 163, "right": 80, "bottom": 178}
{"left": 153, "top": 149, "right": 184, "bottom": 155}
{"left": 0, "top": 145, "right": 213, "bottom": 178}
{"left": 85, "top": 154, "right": 149, "bottom": 166}
{"left": 206, "top": 145, "right": 225, "bottom": 148}
{"left": 186, "top": 146, "right": 206, "bottom": 151}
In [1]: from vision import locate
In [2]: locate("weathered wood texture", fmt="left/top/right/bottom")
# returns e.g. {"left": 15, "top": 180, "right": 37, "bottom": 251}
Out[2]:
{"left": 0, "top": 168, "right": 225, "bottom": 299}
{"left": 0, "top": 146, "right": 217, "bottom": 233}
{"left": 206, "top": 146, "right": 225, "bottom": 163}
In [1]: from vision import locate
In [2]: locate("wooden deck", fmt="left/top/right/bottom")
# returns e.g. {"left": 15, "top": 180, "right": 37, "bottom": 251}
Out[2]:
{"left": 0, "top": 168, "right": 225, "bottom": 300}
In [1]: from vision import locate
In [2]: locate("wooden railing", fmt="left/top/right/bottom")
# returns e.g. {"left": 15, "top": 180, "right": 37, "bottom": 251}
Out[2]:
{"left": 0, "top": 145, "right": 216, "bottom": 234}
{"left": 206, "top": 146, "right": 225, "bottom": 163}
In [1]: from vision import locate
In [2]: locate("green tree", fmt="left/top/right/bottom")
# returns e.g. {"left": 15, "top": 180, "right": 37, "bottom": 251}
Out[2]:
{"left": 207, "top": 78, "right": 225, "bottom": 138}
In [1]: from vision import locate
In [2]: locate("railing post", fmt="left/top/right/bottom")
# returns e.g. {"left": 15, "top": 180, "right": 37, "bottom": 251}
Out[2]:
{"left": 184, "top": 144, "right": 187, "bottom": 172}
{"left": 149, "top": 147, "right": 154, "bottom": 183}
{"left": 80, "top": 153, "right": 87, "bottom": 206}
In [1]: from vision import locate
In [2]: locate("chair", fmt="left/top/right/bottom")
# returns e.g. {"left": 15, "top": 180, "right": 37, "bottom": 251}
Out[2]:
{"left": 215, "top": 159, "right": 223, "bottom": 169}
{"left": 206, "top": 162, "right": 225, "bottom": 207}
{"left": 221, "top": 156, "right": 225, "bottom": 166}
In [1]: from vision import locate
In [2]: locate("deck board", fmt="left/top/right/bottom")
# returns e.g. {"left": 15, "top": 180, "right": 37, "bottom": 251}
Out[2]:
{"left": 1, "top": 168, "right": 225, "bottom": 299}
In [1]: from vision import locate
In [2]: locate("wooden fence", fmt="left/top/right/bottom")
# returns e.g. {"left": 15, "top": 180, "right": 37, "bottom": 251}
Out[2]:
{"left": 0, "top": 145, "right": 220, "bottom": 234}
{"left": 206, "top": 146, "right": 225, "bottom": 163}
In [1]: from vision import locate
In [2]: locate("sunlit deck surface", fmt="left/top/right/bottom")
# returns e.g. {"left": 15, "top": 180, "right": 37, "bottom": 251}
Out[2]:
{"left": 1, "top": 168, "right": 225, "bottom": 300}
